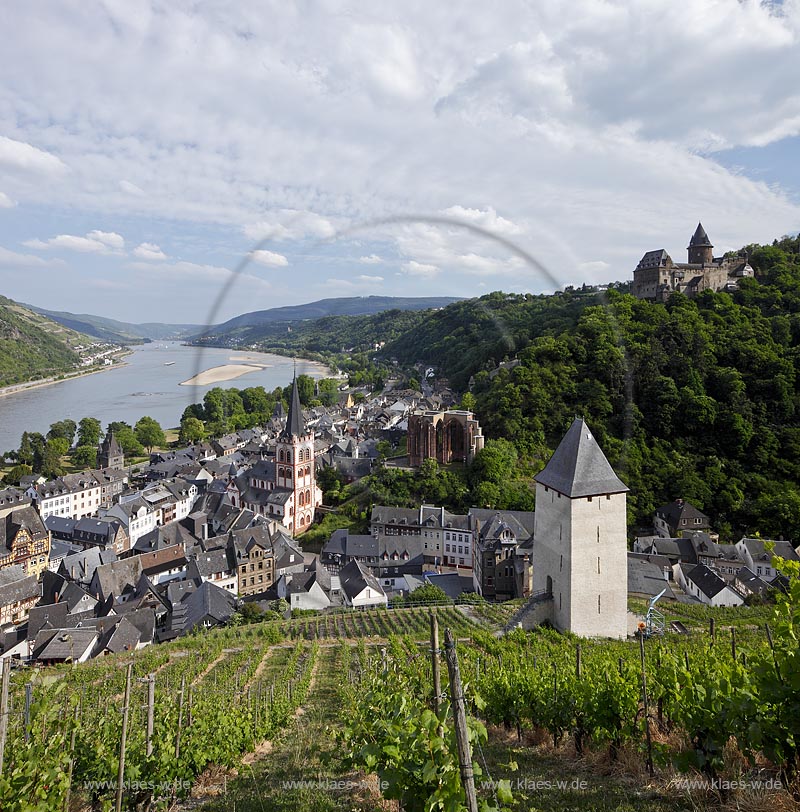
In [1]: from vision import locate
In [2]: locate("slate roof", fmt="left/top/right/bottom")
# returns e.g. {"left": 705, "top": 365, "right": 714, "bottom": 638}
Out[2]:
{"left": 534, "top": 418, "right": 628, "bottom": 498}
{"left": 59, "top": 547, "right": 117, "bottom": 582}
{"left": 34, "top": 627, "right": 98, "bottom": 661}
{"left": 739, "top": 538, "right": 800, "bottom": 563}
{"left": 1, "top": 505, "right": 49, "bottom": 551}
{"left": 180, "top": 581, "right": 236, "bottom": 634}
{"left": 91, "top": 557, "right": 143, "bottom": 601}
{"left": 282, "top": 375, "right": 306, "bottom": 439}
{"left": 689, "top": 222, "right": 713, "bottom": 248}
{"left": 627, "top": 556, "right": 676, "bottom": 599}
{"left": 684, "top": 564, "right": 732, "bottom": 599}
{"left": 735, "top": 566, "right": 772, "bottom": 597}
{"left": 339, "top": 559, "right": 385, "bottom": 601}
{"left": 655, "top": 500, "right": 710, "bottom": 529}
{"left": 0, "top": 572, "right": 39, "bottom": 608}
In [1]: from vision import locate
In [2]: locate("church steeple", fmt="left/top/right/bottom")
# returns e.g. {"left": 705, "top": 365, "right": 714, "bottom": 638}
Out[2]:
{"left": 282, "top": 374, "right": 306, "bottom": 440}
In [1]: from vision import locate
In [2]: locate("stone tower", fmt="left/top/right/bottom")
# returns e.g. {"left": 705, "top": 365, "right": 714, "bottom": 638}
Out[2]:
{"left": 532, "top": 418, "right": 629, "bottom": 639}
{"left": 275, "top": 375, "right": 320, "bottom": 535}
{"left": 97, "top": 429, "right": 124, "bottom": 470}
{"left": 687, "top": 222, "right": 714, "bottom": 266}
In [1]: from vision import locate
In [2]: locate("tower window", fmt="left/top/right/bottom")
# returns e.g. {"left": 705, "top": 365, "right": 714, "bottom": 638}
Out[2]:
{"left": 597, "top": 556, "right": 600, "bottom": 574}
{"left": 559, "top": 554, "right": 563, "bottom": 571}
{"left": 598, "top": 594, "right": 601, "bottom": 614}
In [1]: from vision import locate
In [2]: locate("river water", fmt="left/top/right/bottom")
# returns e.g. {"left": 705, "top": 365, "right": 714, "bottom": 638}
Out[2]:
{"left": 0, "top": 342, "right": 329, "bottom": 452}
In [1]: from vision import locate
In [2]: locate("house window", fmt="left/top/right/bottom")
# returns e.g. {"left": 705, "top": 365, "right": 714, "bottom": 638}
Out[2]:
{"left": 588, "top": 496, "right": 592, "bottom": 502}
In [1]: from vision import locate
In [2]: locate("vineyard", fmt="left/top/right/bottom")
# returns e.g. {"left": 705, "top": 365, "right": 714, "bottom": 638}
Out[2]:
{"left": 0, "top": 582, "right": 797, "bottom": 812}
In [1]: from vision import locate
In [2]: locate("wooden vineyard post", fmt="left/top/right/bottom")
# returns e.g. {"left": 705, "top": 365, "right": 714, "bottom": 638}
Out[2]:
{"left": 63, "top": 705, "right": 79, "bottom": 812}
{"left": 24, "top": 682, "right": 32, "bottom": 742}
{"left": 710, "top": 618, "right": 716, "bottom": 645}
{"left": 175, "top": 676, "right": 186, "bottom": 761}
{"left": 430, "top": 612, "right": 441, "bottom": 716}
{"left": 115, "top": 662, "right": 133, "bottom": 812}
{"left": 731, "top": 627, "right": 737, "bottom": 662}
{"left": 0, "top": 657, "right": 10, "bottom": 778}
{"left": 146, "top": 674, "right": 155, "bottom": 758}
{"left": 575, "top": 644, "right": 582, "bottom": 678}
{"left": 639, "top": 634, "right": 654, "bottom": 777}
{"left": 443, "top": 628, "right": 479, "bottom": 812}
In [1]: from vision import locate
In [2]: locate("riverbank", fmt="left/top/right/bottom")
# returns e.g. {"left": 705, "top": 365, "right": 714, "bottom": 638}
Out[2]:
{"left": 0, "top": 354, "right": 131, "bottom": 399}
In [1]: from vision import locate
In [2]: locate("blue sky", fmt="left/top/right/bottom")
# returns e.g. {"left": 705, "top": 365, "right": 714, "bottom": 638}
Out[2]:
{"left": 0, "top": 1, "right": 799, "bottom": 324}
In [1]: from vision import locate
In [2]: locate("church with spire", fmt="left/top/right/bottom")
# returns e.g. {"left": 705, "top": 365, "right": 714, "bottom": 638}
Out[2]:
{"left": 631, "top": 222, "right": 754, "bottom": 301}
{"left": 230, "top": 375, "right": 322, "bottom": 536}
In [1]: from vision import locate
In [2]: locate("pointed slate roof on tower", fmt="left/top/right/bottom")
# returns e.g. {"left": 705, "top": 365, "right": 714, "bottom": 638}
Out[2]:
{"left": 688, "top": 222, "right": 713, "bottom": 248}
{"left": 534, "top": 418, "right": 628, "bottom": 498}
{"left": 281, "top": 375, "right": 306, "bottom": 439}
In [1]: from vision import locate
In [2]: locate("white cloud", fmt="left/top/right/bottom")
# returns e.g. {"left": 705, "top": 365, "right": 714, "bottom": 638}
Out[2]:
{"left": 0, "top": 246, "right": 65, "bottom": 268}
{"left": 0, "top": 136, "right": 67, "bottom": 175}
{"left": 357, "top": 274, "right": 383, "bottom": 283}
{"left": 402, "top": 260, "right": 439, "bottom": 277}
{"left": 119, "top": 180, "right": 145, "bottom": 196}
{"left": 28, "top": 231, "right": 125, "bottom": 254}
{"left": 249, "top": 249, "right": 289, "bottom": 267}
{"left": 87, "top": 230, "right": 125, "bottom": 249}
{"left": 1, "top": 0, "right": 800, "bottom": 318}
{"left": 0, "top": 192, "right": 15, "bottom": 208}
{"left": 243, "top": 210, "right": 336, "bottom": 242}
{"left": 132, "top": 242, "right": 167, "bottom": 260}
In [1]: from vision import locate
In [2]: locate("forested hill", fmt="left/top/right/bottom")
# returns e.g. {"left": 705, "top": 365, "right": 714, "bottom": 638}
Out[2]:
{"left": 461, "top": 236, "right": 800, "bottom": 540}
{"left": 0, "top": 295, "right": 88, "bottom": 387}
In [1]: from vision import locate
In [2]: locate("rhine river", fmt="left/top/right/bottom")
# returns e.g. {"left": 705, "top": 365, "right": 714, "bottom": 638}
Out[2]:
{"left": 0, "top": 342, "right": 329, "bottom": 452}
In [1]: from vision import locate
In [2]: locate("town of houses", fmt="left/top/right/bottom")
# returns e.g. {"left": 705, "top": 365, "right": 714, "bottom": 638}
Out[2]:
{"left": 1, "top": 373, "right": 798, "bottom": 664}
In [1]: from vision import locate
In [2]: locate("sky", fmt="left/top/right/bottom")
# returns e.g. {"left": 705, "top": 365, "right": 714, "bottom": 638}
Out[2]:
{"left": 0, "top": 1, "right": 799, "bottom": 325}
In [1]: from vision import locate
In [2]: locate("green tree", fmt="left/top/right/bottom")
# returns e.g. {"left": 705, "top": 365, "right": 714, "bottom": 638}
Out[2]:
{"left": 40, "top": 439, "right": 64, "bottom": 478}
{"left": 48, "top": 436, "right": 69, "bottom": 457}
{"left": 77, "top": 417, "right": 102, "bottom": 448}
{"left": 108, "top": 423, "right": 143, "bottom": 457}
{"left": 134, "top": 416, "right": 166, "bottom": 453}
{"left": 2, "top": 464, "right": 32, "bottom": 485}
{"left": 47, "top": 419, "right": 77, "bottom": 446}
{"left": 71, "top": 444, "right": 98, "bottom": 468}
{"left": 179, "top": 416, "right": 206, "bottom": 444}
{"left": 460, "top": 391, "right": 476, "bottom": 412}
{"left": 17, "top": 432, "right": 34, "bottom": 466}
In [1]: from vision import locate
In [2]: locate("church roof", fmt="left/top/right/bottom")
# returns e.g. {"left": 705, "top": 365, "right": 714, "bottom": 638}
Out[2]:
{"left": 282, "top": 375, "right": 306, "bottom": 439}
{"left": 534, "top": 418, "right": 628, "bottom": 498}
{"left": 688, "top": 222, "right": 713, "bottom": 248}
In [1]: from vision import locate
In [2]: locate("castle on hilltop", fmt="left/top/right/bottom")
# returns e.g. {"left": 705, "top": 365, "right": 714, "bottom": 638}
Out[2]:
{"left": 631, "top": 223, "right": 754, "bottom": 301}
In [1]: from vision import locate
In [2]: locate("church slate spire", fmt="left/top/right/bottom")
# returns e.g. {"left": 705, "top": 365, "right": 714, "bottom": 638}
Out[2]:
{"left": 282, "top": 374, "right": 306, "bottom": 439}
{"left": 534, "top": 418, "right": 628, "bottom": 498}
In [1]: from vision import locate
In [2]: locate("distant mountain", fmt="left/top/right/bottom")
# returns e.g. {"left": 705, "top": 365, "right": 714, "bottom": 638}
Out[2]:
{"left": 0, "top": 296, "right": 94, "bottom": 388}
{"left": 24, "top": 305, "right": 202, "bottom": 344}
{"left": 199, "top": 296, "right": 462, "bottom": 338}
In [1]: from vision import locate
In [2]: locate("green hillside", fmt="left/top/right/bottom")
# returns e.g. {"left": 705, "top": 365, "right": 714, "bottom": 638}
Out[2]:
{"left": 24, "top": 303, "right": 202, "bottom": 343}
{"left": 0, "top": 295, "right": 97, "bottom": 387}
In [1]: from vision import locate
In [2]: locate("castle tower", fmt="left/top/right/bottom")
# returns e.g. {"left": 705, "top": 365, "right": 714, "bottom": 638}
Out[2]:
{"left": 688, "top": 222, "right": 714, "bottom": 265}
{"left": 275, "top": 375, "right": 320, "bottom": 535}
{"left": 97, "top": 429, "right": 124, "bottom": 470}
{"left": 532, "top": 418, "right": 629, "bottom": 638}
